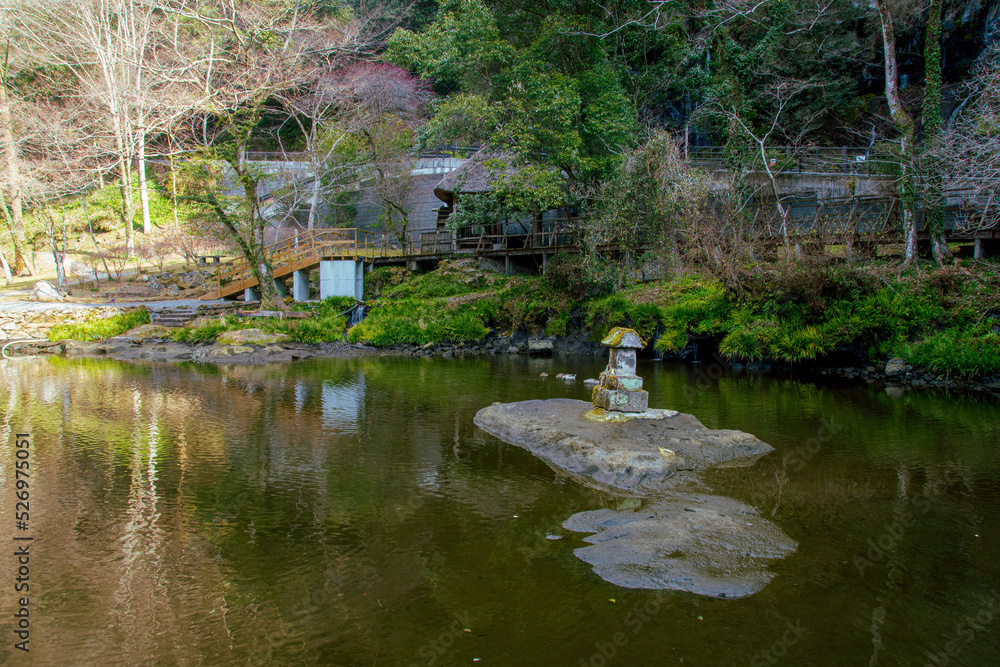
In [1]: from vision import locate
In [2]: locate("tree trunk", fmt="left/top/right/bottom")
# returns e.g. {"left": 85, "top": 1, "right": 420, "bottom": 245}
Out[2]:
{"left": 112, "top": 114, "right": 135, "bottom": 253}
{"left": 217, "top": 154, "right": 288, "bottom": 313}
{"left": 138, "top": 129, "right": 152, "bottom": 235}
{"left": 923, "top": 0, "right": 949, "bottom": 264}
{"left": 306, "top": 164, "right": 321, "bottom": 231}
{"left": 44, "top": 207, "right": 67, "bottom": 289}
{"left": 875, "top": 0, "right": 918, "bottom": 272}
{"left": 0, "top": 76, "right": 31, "bottom": 275}
{"left": 169, "top": 138, "right": 179, "bottom": 227}
{"left": 0, "top": 246, "right": 11, "bottom": 285}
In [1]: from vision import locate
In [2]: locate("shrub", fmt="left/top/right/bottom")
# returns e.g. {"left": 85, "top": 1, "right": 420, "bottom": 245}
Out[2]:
{"left": 545, "top": 252, "right": 607, "bottom": 299}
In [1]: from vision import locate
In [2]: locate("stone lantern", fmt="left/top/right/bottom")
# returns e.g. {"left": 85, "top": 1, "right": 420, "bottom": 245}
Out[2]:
{"left": 592, "top": 327, "right": 648, "bottom": 413}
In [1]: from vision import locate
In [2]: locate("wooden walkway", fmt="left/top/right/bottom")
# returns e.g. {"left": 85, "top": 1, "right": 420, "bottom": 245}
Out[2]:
{"left": 203, "top": 197, "right": 1000, "bottom": 301}
{"left": 202, "top": 229, "right": 377, "bottom": 300}
{"left": 201, "top": 219, "right": 576, "bottom": 300}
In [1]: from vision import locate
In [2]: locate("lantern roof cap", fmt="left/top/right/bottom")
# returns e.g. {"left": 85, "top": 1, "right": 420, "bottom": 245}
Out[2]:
{"left": 600, "top": 327, "right": 645, "bottom": 349}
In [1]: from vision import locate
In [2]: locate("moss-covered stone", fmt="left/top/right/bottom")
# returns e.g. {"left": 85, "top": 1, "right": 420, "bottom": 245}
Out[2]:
{"left": 217, "top": 328, "right": 291, "bottom": 345}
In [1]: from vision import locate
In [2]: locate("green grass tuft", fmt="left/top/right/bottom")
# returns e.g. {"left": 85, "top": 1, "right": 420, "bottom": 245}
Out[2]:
{"left": 347, "top": 298, "right": 489, "bottom": 345}
{"left": 48, "top": 308, "right": 151, "bottom": 342}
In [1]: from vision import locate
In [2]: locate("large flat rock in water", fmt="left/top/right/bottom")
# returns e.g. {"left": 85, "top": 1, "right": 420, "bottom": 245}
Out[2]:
{"left": 474, "top": 399, "right": 773, "bottom": 493}
{"left": 563, "top": 493, "right": 797, "bottom": 599}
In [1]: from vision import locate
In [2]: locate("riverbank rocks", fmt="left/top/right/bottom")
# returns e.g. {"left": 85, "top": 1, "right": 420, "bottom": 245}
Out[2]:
{"left": 563, "top": 493, "right": 798, "bottom": 599}
{"left": 885, "top": 357, "right": 907, "bottom": 376}
{"left": 475, "top": 399, "right": 773, "bottom": 493}
{"left": 528, "top": 338, "right": 554, "bottom": 355}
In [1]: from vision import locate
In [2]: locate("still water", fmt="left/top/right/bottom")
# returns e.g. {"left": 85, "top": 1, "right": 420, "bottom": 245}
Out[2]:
{"left": 0, "top": 354, "right": 998, "bottom": 665}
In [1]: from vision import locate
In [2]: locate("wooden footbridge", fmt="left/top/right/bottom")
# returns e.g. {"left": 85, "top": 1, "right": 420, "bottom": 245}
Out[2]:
{"left": 203, "top": 194, "right": 999, "bottom": 301}
{"left": 201, "top": 219, "right": 576, "bottom": 300}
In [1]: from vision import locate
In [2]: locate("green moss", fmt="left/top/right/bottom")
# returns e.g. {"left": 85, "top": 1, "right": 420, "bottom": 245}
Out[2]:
{"left": 346, "top": 298, "right": 489, "bottom": 345}
{"left": 48, "top": 308, "right": 151, "bottom": 341}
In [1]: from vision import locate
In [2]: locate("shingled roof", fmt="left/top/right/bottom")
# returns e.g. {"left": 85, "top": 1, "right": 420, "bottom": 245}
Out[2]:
{"left": 434, "top": 148, "right": 518, "bottom": 203}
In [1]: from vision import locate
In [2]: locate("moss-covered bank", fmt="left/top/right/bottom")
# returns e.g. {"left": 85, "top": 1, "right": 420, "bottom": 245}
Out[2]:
{"left": 38, "top": 257, "right": 1000, "bottom": 381}
{"left": 349, "top": 259, "right": 1000, "bottom": 379}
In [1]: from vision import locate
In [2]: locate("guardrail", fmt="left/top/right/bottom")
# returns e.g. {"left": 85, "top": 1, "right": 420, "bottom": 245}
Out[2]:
{"left": 369, "top": 218, "right": 580, "bottom": 257}
{"left": 212, "top": 228, "right": 376, "bottom": 296}
{"left": 687, "top": 146, "right": 883, "bottom": 175}
{"left": 243, "top": 145, "right": 482, "bottom": 163}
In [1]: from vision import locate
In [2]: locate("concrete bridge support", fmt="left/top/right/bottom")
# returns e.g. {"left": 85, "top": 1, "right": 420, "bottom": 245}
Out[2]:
{"left": 244, "top": 287, "right": 260, "bottom": 302}
{"left": 274, "top": 279, "right": 287, "bottom": 298}
{"left": 293, "top": 269, "right": 310, "bottom": 301}
{"left": 320, "top": 260, "right": 364, "bottom": 300}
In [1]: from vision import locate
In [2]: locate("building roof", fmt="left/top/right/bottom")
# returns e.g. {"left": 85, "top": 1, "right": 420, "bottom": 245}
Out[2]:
{"left": 434, "top": 148, "right": 518, "bottom": 203}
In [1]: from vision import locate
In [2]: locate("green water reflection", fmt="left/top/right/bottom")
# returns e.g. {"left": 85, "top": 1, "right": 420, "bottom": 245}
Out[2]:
{"left": 0, "top": 355, "right": 997, "bottom": 665}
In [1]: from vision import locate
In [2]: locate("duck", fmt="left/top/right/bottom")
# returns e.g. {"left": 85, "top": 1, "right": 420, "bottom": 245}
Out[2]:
{"left": 561, "top": 374, "right": 576, "bottom": 380}
{"left": 540, "top": 372, "right": 548, "bottom": 378}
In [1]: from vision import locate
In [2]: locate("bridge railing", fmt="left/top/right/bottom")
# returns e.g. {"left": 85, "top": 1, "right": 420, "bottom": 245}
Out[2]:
{"left": 687, "top": 146, "right": 885, "bottom": 176}
{"left": 370, "top": 218, "right": 580, "bottom": 257}
{"left": 243, "top": 145, "right": 481, "bottom": 163}
{"left": 212, "top": 227, "right": 377, "bottom": 295}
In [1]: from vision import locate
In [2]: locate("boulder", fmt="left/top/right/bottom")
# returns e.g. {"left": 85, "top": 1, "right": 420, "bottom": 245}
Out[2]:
{"left": 527, "top": 339, "right": 554, "bottom": 355}
{"left": 885, "top": 358, "right": 906, "bottom": 375}
{"left": 30, "top": 280, "right": 64, "bottom": 302}
{"left": 474, "top": 398, "right": 773, "bottom": 493}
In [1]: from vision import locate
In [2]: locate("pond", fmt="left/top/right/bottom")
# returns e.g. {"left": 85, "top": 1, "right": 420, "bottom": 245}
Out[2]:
{"left": 0, "top": 354, "right": 998, "bottom": 665}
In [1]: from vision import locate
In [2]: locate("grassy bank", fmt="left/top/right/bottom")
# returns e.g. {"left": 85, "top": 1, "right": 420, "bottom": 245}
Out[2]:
{"left": 47, "top": 257, "right": 1000, "bottom": 378}
{"left": 348, "top": 258, "right": 1000, "bottom": 377}
{"left": 169, "top": 297, "right": 357, "bottom": 344}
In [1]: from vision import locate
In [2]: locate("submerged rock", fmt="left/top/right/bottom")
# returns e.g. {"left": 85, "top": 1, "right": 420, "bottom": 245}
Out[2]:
{"left": 474, "top": 398, "right": 773, "bottom": 493}
{"left": 563, "top": 493, "right": 797, "bottom": 599}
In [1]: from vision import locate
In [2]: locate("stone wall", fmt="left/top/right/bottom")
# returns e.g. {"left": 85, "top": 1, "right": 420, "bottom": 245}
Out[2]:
{"left": 0, "top": 307, "right": 128, "bottom": 342}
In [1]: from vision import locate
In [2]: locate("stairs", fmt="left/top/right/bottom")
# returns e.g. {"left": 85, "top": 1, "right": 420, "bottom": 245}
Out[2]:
{"left": 150, "top": 303, "right": 242, "bottom": 327}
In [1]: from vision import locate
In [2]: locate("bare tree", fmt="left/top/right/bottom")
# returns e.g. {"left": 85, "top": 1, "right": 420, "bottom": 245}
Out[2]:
{"left": 873, "top": 0, "right": 918, "bottom": 272}
{"left": 18, "top": 87, "right": 104, "bottom": 289}
{"left": 0, "top": 7, "right": 33, "bottom": 275}
{"left": 717, "top": 80, "right": 824, "bottom": 256}
{"left": 346, "top": 63, "right": 429, "bottom": 247}
{"left": 177, "top": 1, "right": 381, "bottom": 310}
{"left": 940, "top": 47, "right": 1000, "bottom": 249}
{"left": 18, "top": 0, "right": 198, "bottom": 251}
